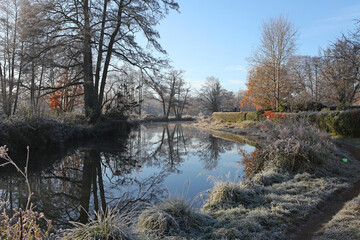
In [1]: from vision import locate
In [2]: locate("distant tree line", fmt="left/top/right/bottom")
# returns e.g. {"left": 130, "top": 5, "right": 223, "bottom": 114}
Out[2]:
{"left": 2, "top": 2, "right": 357, "bottom": 121}
{"left": 242, "top": 16, "right": 360, "bottom": 112}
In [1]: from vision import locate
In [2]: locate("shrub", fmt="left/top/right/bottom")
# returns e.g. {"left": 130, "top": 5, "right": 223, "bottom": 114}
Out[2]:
{"left": 0, "top": 146, "right": 54, "bottom": 239}
{"left": 0, "top": 205, "right": 53, "bottom": 240}
{"left": 285, "top": 109, "right": 360, "bottom": 138}
{"left": 262, "top": 111, "right": 284, "bottom": 123}
{"left": 212, "top": 113, "right": 249, "bottom": 123}
{"left": 254, "top": 122, "right": 342, "bottom": 172}
{"left": 279, "top": 101, "right": 290, "bottom": 112}
{"left": 237, "top": 113, "right": 247, "bottom": 122}
{"left": 333, "top": 110, "right": 360, "bottom": 137}
{"left": 246, "top": 112, "right": 258, "bottom": 121}
{"left": 212, "top": 113, "right": 234, "bottom": 122}
{"left": 317, "top": 112, "right": 338, "bottom": 133}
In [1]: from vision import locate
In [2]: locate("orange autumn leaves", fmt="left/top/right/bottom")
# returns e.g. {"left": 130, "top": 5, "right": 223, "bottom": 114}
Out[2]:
{"left": 241, "top": 64, "right": 275, "bottom": 110}
{"left": 240, "top": 64, "right": 292, "bottom": 110}
{"left": 49, "top": 71, "right": 83, "bottom": 112}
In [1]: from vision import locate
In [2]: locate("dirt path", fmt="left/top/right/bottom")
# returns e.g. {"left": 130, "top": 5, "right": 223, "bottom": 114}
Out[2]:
{"left": 290, "top": 143, "right": 360, "bottom": 240}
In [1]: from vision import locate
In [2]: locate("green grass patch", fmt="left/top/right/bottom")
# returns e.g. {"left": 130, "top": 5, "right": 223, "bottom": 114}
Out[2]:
{"left": 211, "top": 130, "right": 257, "bottom": 146}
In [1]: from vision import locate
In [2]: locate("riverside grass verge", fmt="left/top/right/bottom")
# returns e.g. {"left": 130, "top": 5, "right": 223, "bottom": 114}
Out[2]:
{"left": 136, "top": 121, "right": 360, "bottom": 239}
{"left": 212, "top": 109, "right": 360, "bottom": 138}
{"left": 313, "top": 193, "right": 360, "bottom": 240}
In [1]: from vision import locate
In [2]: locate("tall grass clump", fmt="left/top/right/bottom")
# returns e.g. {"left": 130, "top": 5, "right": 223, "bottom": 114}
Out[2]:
{"left": 137, "top": 197, "right": 213, "bottom": 238}
{"left": 203, "top": 178, "right": 264, "bottom": 211}
{"left": 62, "top": 207, "right": 139, "bottom": 240}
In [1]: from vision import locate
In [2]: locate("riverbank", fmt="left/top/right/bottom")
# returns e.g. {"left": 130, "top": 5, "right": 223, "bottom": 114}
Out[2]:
{"left": 0, "top": 115, "right": 130, "bottom": 165}
{"left": 1, "top": 117, "right": 359, "bottom": 239}
{"left": 134, "top": 120, "right": 360, "bottom": 239}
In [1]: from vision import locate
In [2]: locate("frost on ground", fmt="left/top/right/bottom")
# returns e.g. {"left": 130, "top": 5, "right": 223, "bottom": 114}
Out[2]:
{"left": 313, "top": 193, "right": 360, "bottom": 240}
{"left": 137, "top": 121, "right": 360, "bottom": 239}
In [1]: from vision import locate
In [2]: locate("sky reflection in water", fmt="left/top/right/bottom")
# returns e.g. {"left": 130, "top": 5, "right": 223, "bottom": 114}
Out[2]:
{"left": 0, "top": 123, "right": 255, "bottom": 228}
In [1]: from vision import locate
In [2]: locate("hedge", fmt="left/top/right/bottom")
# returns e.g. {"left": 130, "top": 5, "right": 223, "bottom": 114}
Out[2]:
{"left": 212, "top": 112, "right": 258, "bottom": 122}
{"left": 294, "top": 110, "right": 360, "bottom": 137}
{"left": 212, "top": 109, "right": 360, "bottom": 137}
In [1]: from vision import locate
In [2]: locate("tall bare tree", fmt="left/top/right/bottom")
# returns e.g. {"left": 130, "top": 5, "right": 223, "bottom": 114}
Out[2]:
{"left": 251, "top": 15, "right": 298, "bottom": 111}
{"left": 47, "top": 0, "right": 179, "bottom": 121}
{"left": 320, "top": 37, "right": 360, "bottom": 107}
{"left": 198, "top": 76, "right": 223, "bottom": 113}
{"left": 0, "top": 0, "right": 21, "bottom": 116}
{"left": 145, "top": 69, "right": 188, "bottom": 119}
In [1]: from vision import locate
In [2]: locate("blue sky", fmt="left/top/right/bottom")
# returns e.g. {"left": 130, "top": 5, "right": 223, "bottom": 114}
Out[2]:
{"left": 156, "top": 0, "right": 360, "bottom": 91}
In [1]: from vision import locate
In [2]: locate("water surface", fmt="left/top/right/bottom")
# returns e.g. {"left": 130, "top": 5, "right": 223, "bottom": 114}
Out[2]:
{"left": 0, "top": 123, "right": 254, "bottom": 228}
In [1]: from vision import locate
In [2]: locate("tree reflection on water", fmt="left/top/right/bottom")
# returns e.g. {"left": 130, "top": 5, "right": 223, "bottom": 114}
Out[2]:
{"left": 0, "top": 123, "right": 252, "bottom": 228}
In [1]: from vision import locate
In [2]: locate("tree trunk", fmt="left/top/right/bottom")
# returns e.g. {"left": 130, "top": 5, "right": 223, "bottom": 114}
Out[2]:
{"left": 98, "top": 0, "right": 124, "bottom": 108}
{"left": 82, "top": 0, "right": 97, "bottom": 120}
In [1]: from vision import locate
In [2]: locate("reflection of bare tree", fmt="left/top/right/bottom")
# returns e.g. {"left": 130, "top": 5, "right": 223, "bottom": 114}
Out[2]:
{"left": 195, "top": 136, "right": 234, "bottom": 171}
{"left": 0, "top": 123, "right": 246, "bottom": 229}
{"left": 0, "top": 144, "right": 168, "bottom": 228}
{"left": 128, "top": 123, "right": 189, "bottom": 174}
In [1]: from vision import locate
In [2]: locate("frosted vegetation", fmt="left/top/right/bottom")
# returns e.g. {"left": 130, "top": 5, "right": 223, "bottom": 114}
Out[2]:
{"left": 135, "top": 121, "right": 360, "bottom": 239}
{"left": 314, "top": 193, "right": 360, "bottom": 240}
{"left": 1, "top": 121, "right": 359, "bottom": 239}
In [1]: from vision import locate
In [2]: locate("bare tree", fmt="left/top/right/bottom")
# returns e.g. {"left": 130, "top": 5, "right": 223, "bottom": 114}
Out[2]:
{"left": 47, "top": 0, "right": 179, "bottom": 121}
{"left": 198, "top": 76, "right": 222, "bottom": 113}
{"left": 287, "top": 55, "right": 327, "bottom": 108}
{"left": 145, "top": 69, "right": 188, "bottom": 119}
{"left": 171, "top": 71, "right": 189, "bottom": 119}
{"left": 0, "top": 0, "right": 21, "bottom": 116}
{"left": 251, "top": 15, "right": 298, "bottom": 111}
{"left": 320, "top": 37, "right": 360, "bottom": 107}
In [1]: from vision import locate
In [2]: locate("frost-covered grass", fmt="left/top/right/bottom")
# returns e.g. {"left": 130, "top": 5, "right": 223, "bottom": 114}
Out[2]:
{"left": 61, "top": 207, "right": 139, "bottom": 240}
{"left": 313, "top": 193, "right": 360, "bottom": 240}
{"left": 202, "top": 172, "right": 351, "bottom": 240}
{"left": 136, "top": 197, "right": 214, "bottom": 239}
{"left": 137, "top": 121, "right": 360, "bottom": 239}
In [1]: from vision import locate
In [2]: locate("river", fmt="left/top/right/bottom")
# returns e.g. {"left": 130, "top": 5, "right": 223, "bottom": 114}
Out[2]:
{"left": 0, "top": 122, "right": 255, "bottom": 228}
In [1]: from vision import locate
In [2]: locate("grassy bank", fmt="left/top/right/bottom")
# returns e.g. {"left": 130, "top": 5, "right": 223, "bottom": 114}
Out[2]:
{"left": 313, "top": 193, "right": 360, "bottom": 240}
{"left": 1, "top": 119, "right": 359, "bottom": 239}
{"left": 136, "top": 121, "right": 360, "bottom": 239}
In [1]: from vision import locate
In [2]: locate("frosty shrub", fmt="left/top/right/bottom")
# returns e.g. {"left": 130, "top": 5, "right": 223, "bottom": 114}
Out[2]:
{"left": 0, "top": 205, "right": 53, "bottom": 240}
{"left": 253, "top": 122, "right": 342, "bottom": 173}
{"left": 0, "top": 146, "right": 54, "bottom": 239}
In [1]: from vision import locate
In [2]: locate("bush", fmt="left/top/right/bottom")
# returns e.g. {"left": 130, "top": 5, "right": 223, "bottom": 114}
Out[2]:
{"left": 323, "top": 112, "right": 340, "bottom": 133}
{"left": 333, "top": 110, "right": 360, "bottom": 137}
{"left": 284, "top": 109, "right": 360, "bottom": 138}
{"left": 212, "top": 112, "right": 249, "bottom": 123}
{"left": 253, "top": 122, "right": 342, "bottom": 172}
{"left": 246, "top": 112, "right": 258, "bottom": 121}
{"left": 238, "top": 113, "right": 247, "bottom": 122}
{"left": 0, "top": 206, "right": 53, "bottom": 239}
